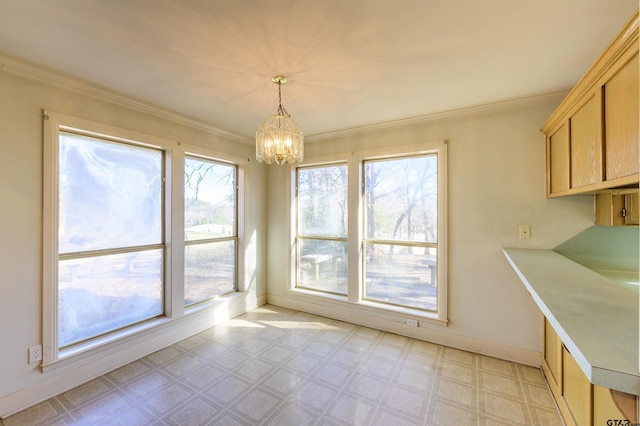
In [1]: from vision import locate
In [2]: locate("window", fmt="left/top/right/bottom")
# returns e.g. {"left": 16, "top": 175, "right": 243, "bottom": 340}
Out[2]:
{"left": 57, "top": 132, "right": 164, "bottom": 348}
{"left": 184, "top": 156, "right": 237, "bottom": 305}
{"left": 292, "top": 142, "right": 447, "bottom": 321}
{"left": 295, "top": 164, "right": 348, "bottom": 295}
{"left": 363, "top": 155, "right": 438, "bottom": 311}
{"left": 43, "top": 111, "right": 246, "bottom": 364}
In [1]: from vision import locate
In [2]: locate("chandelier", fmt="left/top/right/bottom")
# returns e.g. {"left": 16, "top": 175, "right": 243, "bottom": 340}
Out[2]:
{"left": 256, "top": 75, "right": 304, "bottom": 165}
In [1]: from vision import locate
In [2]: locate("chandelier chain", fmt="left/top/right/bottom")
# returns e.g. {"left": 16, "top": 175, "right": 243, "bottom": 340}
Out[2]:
{"left": 277, "top": 81, "right": 290, "bottom": 117}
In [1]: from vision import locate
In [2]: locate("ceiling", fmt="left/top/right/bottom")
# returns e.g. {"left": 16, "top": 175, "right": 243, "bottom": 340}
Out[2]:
{"left": 0, "top": 0, "right": 637, "bottom": 140}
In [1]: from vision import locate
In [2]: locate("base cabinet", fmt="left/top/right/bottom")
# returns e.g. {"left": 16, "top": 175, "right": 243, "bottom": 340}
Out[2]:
{"left": 543, "top": 318, "right": 562, "bottom": 396}
{"left": 594, "top": 385, "right": 638, "bottom": 425}
{"left": 563, "top": 346, "right": 592, "bottom": 426}
{"left": 542, "top": 317, "right": 638, "bottom": 425}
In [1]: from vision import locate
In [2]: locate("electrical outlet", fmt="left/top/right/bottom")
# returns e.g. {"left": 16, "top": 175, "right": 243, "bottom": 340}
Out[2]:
{"left": 405, "top": 319, "right": 418, "bottom": 327}
{"left": 518, "top": 225, "right": 531, "bottom": 239}
{"left": 28, "top": 345, "right": 42, "bottom": 364}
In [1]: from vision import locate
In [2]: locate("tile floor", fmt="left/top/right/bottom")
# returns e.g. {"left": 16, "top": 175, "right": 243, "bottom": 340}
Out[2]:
{"left": 2, "top": 305, "right": 562, "bottom": 425}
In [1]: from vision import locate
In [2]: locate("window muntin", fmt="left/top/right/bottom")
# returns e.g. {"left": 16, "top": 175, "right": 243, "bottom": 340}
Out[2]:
{"left": 57, "top": 131, "right": 164, "bottom": 348}
{"left": 363, "top": 154, "right": 439, "bottom": 311}
{"left": 295, "top": 164, "right": 348, "bottom": 295}
{"left": 184, "top": 156, "right": 238, "bottom": 305}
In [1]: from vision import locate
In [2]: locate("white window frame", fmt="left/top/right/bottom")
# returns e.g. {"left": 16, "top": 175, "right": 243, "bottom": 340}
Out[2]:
{"left": 289, "top": 141, "right": 448, "bottom": 324}
{"left": 183, "top": 153, "right": 241, "bottom": 306}
{"left": 294, "top": 162, "right": 349, "bottom": 296}
{"left": 43, "top": 111, "right": 247, "bottom": 368}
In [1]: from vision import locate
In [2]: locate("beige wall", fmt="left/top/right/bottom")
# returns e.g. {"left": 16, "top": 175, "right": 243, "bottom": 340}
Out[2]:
{"left": 0, "top": 68, "right": 266, "bottom": 415}
{"left": 265, "top": 95, "right": 595, "bottom": 363}
{"left": 0, "top": 61, "right": 596, "bottom": 416}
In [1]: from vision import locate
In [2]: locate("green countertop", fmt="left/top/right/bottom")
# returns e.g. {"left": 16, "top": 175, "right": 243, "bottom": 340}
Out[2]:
{"left": 503, "top": 247, "right": 639, "bottom": 395}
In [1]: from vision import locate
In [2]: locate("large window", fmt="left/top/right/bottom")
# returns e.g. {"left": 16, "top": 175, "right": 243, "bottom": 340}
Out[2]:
{"left": 363, "top": 155, "right": 438, "bottom": 311}
{"left": 57, "top": 132, "right": 164, "bottom": 348}
{"left": 293, "top": 142, "right": 447, "bottom": 321}
{"left": 184, "top": 157, "right": 237, "bottom": 305}
{"left": 43, "top": 111, "right": 245, "bottom": 365}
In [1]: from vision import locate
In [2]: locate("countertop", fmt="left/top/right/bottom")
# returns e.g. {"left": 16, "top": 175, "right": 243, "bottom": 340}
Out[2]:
{"left": 503, "top": 247, "right": 639, "bottom": 395}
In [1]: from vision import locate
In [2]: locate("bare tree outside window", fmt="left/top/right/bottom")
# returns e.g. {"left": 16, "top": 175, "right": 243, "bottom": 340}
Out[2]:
{"left": 364, "top": 155, "right": 438, "bottom": 311}
{"left": 184, "top": 157, "right": 237, "bottom": 305}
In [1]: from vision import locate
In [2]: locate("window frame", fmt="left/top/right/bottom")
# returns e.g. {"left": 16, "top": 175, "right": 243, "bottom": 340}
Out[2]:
{"left": 55, "top": 130, "right": 166, "bottom": 349}
{"left": 183, "top": 154, "right": 240, "bottom": 306}
{"left": 43, "top": 111, "right": 247, "bottom": 368}
{"left": 294, "top": 162, "right": 349, "bottom": 296}
{"left": 362, "top": 153, "right": 440, "bottom": 312}
{"left": 289, "top": 141, "right": 448, "bottom": 324}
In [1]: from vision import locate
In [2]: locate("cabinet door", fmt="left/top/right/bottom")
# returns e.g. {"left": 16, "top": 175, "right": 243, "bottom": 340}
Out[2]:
{"left": 548, "top": 122, "right": 570, "bottom": 194}
{"left": 594, "top": 385, "right": 638, "bottom": 425}
{"left": 605, "top": 53, "right": 639, "bottom": 181}
{"left": 624, "top": 193, "right": 639, "bottom": 225}
{"left": 543, "top": 318, "right": 562, "bottom": 396}
{"left": 563, "top": 346, "right": 592, "bottom": 426}
{"left": 571, "top": 95, "right": 601, "bottom": 188}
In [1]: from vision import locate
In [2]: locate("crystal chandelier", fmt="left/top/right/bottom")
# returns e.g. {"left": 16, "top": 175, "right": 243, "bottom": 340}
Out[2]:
{"left": 256, "top": 75, "right": 304, "bottom": 165}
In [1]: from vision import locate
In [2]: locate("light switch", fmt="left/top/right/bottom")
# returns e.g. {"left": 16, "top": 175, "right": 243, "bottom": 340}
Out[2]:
{"left": 519, "top": 225, "right": 531, "bottom": 239}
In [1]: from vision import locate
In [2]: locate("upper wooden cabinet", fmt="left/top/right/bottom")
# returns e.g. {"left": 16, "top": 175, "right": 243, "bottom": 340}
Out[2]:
{"left": 548, "top": 122, "right": 570, "bottom": 193}
{"left": 570, "top": 95, "right": 600, "bottom": 188}
{"left": 604, "top": 52, "right": 639, "bottom": 181}
{"left": 542, "top": 10, "right": 639, "bottom": 197}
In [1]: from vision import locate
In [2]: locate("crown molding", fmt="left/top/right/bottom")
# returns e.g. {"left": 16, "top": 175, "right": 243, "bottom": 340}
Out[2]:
{"left": 2, "top": 53, "right": 568, "bottom": 145}
{"left": 0, "top": 53, "right": 251, "bottom": 144}
{"left": 305, "top": 91, "right": 569, "bottom": 143}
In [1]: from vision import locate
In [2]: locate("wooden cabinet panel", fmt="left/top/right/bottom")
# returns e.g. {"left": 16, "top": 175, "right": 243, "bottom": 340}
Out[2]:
{"left": 605, "top": 53, "right": 639, "bottom": 181}
{"left": 543, "top": 318, "right": 562, "bottom": 395}
{"left": 625, "top": 192, "right": 639, "bottom": 224}
{"left": 570, "top": 95, "right": 600, "bottom": 188}
{"left": 595, "top": 192, "right": 626, "bottom": 226}
{"left": 594, "top": 385, "right": 638, "bottom": 425}
{"left": 549, "top": 122, "right": 570, "bottom": 194}
{"left": 563, "top": 346, "right": 592, "bottom": 426}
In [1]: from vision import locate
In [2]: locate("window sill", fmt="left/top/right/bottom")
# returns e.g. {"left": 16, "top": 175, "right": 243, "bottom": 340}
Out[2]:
{"left": 41, "top": 291, "right": 250, "bottom": 373}
{"left": 42, "top": 316, "right": 172, "bottom": 373}
{"left": 184, "top": 291, "right": 249, "bottom": 316}
{"left": 286, "top": 287, "right": 448, "bottom": 327}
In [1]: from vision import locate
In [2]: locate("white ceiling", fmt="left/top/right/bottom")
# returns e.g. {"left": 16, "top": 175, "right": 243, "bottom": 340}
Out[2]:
{"left": 0, "top": 0, "right": 637, "bottom": 139}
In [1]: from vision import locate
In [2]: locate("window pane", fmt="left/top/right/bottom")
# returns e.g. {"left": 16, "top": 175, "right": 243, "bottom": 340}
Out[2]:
{"left": 364, "top": 155, "right": 437, "bottom": 243}
{"left": 185, "top": 157, "right": 236, "bottom": 242}
{"left": 298, "top": 238, "right": 347, "bottom": 295}
{"left": 364, "top": 243, "right": 436, "bottom": 311}
{"left": 58, "top": 132, "right": 162, "bottom": 253}
{"left": 297, "top": 165, "right": 348, "bottom": 237}
{"left": 185, "top": 240, "right": 236, "bottom": 305}
{"left": 58, "top": 249, "right": 163, "bottom": 347}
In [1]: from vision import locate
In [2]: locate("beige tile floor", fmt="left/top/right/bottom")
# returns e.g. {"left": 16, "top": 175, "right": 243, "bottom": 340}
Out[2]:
{"left": 3, "top": 305, "right": 562, "bottom": 425}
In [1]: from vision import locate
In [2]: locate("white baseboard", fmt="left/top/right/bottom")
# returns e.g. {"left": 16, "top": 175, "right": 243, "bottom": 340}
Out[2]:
{"left": 267, "top": 294, "right": 541, "bottom": 367}
{"left": 0, "top": 295, "right": 266, "bottom": 419}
